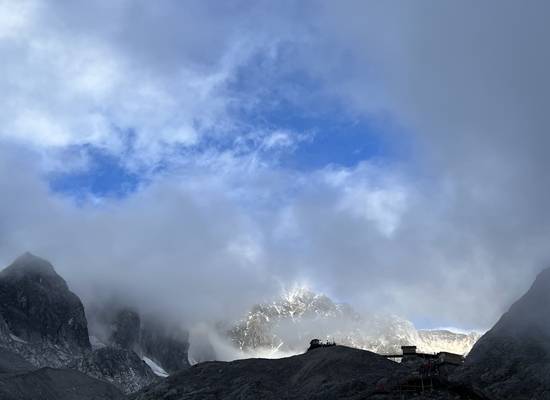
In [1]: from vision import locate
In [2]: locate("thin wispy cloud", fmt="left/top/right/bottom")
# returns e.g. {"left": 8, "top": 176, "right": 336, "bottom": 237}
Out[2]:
{"left": 0, "top": 1, "right": 549, "bottom": 334}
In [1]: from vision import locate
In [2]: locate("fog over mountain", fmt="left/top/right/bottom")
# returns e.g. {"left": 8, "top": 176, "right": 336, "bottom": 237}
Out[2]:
{"left": 2, "top": 252, "right": 550, "bottom": 399}
{"left": 1, "top": 1, "right": 550, "bottom": 337}
{"left": 226, "top": 284, "right": 481, "bottom": 358}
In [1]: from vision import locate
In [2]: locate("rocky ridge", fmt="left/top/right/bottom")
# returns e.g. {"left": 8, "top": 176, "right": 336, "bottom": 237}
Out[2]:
{"left": 228, "top": 285, "right": 481, "bottom": 356}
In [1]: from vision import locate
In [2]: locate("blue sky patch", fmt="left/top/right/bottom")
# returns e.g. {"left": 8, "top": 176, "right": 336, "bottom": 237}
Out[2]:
{"left": 48, "top": 146, "right": 140, "bottom": 200}
{"left": 225, "top": 45, "right": 397, "bottom": 171}
{"left": 47, "top": 44, "right": 406, "bottom": 202}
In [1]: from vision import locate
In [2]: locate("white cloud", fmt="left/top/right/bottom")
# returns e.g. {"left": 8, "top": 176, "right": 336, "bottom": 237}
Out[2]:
{"left": 0, "top": 0, "right": 39, "bottom": 40}
{"left": 323, "top": 163, "right": 409, "bottom": 236}
{"left": 1, "top": 1, "right": 550, "bottom": 335}
{"left": 0, "top": 1, "right": 301, "bottom": 173}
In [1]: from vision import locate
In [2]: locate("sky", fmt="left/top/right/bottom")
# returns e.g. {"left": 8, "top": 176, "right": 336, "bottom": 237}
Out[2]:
{"left": 1, "top": 0, "right": 550, "bottom": 333}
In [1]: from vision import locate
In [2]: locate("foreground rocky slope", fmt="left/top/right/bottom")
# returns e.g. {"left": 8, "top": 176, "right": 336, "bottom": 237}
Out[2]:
{"left": 0, "top": 347, "right": 123, "bottom": 400}
{"left": 228, "top": 285, "right": 481, "bottom": 356}
{"left": 129, "top": 345, "right": 411, "bottom": 400}
{"left": 451, "top": 267, "right": 550, "bottom": 399}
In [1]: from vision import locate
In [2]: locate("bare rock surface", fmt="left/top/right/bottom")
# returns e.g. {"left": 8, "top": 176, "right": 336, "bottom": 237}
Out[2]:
{"left": 0, "top": 252, "right": 90, "bottom": 367}
{"left": 90, "top": 306, "right": 191, "bottom": 374}
{"left": 139, "top": 318, "right": 191, "bottom": 374}
{"left": 451, "top": 267, "right": 550, "bottom": 399}
{"left": 70, "top": 347, "right": 159, "bottom": 394}
{"left": 128, "top": 345, "right": 410, "bottom": 400}
{"left": 110, "top": 308, "right": 141, "bottom": 353}
{"left": 0, "top": 253, "right": 160, "bottom": 396}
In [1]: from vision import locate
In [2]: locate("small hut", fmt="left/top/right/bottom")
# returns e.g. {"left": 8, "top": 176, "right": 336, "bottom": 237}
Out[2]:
{"left": 307, "top": 339, "right": 321, "bottom": 351}
{"left": 437, "top": 351, "right": 464, "bottom": 365}
{"left": 401, "top": 346, "right": 417, "bottom": 355}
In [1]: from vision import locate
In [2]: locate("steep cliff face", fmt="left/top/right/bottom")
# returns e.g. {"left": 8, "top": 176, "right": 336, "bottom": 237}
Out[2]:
{"left": 451, "top": 267, "right": 550, "bottom": 399}
{"left": 228, "top": 285, "right": 480, "bottom": 356}
{"left": 139, "top": 319, "right": 190, "bottom": 374}
{"left": 110, "top": 309, "right": 141, "bottom": 354}
{"left": 0, "top": 252, "right": 91, "bottom": 366}
{"left": 0, "top": 313, "right": 13, "bottom": 345}
{"left": 90, "top": 306, "right": 191, "bottom": 375}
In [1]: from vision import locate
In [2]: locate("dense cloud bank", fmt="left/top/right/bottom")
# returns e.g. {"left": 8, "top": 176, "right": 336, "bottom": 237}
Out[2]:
{"left": 1, "top": 1, "right": 550, "bottom": 332}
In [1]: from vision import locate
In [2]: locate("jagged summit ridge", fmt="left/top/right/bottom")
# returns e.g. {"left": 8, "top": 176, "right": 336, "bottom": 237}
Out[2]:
{"left": 229, "top": 284, "right": 480, "bottom": 356}
{"left": 273, "top": 284, "right": 359, "bottom": 321}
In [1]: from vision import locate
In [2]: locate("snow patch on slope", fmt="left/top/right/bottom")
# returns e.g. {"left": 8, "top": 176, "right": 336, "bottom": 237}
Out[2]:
{"left": 10, "top": 334, "right": 26, "bottom": 344}
{"left": 143, "top": 357, "right": 169, "bottom": 377}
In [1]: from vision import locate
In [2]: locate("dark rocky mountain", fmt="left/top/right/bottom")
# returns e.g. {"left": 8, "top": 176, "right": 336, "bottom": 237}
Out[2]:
{"left": 139, "top": 318, "right": 191, "bottom": 374}
{"left": 0, "top": 312, "right": 13, "bottom": 345}
{"left": 89, "top": 306, "right": 191, "bottom": 374}
{"left": 128, "top": 345, "right": 412, "bottom": 400}
{"left": 0, "top": 252, "right": 90, "bottom": 366}
{"left": 451, "top": 267, "right": 550, "bottom": 399}
{"left": 70, "top": 347, "right": 159, "bottom": 394}
{"left": 110, "top": 308, "right": 141, "bottom": 353}
{"left": 0, "top": 253, "right": 162, "bottom": 396}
